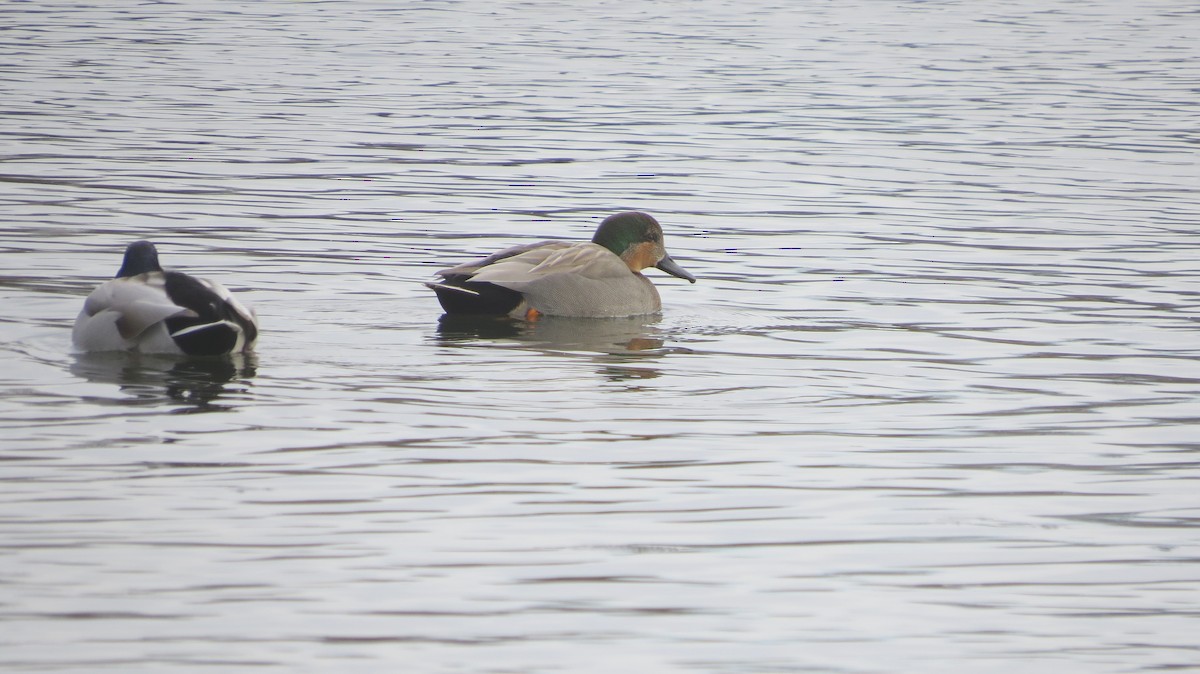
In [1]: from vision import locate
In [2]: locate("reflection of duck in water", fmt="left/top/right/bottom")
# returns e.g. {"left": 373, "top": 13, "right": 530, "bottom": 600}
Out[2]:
{"left": 73, "top": 241, "right": 258, "bottom": 356}
{"left": 426, "top": 212, "right": 695, "bottom": 320}
{"left": 71, "top": 352, "right": 256, "bottom": 410}
{"left": 436, "top": 314, "right": 666, "bottom": 354}
{"left": 435, "top": 314, "right": 670, "bottom": 384}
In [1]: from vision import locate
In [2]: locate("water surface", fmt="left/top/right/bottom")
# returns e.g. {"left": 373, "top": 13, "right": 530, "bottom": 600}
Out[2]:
{"left": 2, "top": 1, "right": 1199, "bottom": 672}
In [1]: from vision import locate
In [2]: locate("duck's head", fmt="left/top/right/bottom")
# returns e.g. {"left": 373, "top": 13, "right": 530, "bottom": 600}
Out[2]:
{"left": 591, "top": 211, "right": 696, "bottom": 283}
{"left": 115, "top": 240, "right": 164, "bottom": 278}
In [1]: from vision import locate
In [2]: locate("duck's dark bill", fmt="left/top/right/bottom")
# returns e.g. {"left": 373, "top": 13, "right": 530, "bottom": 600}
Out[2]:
{"left": 656, "top": 254, "right": 696, "bottom": 283}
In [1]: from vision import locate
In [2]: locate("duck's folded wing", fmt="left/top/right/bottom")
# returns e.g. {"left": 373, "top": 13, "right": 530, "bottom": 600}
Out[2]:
{"left": 529, "top": 244, "right": 632, "bottom": 280}
{"left": 436, "top": 241, "right": 570, "bottom": 277}
{"left": 81, "top": 279, "right": 194, "bottom": 339}
{"left": 470, "top": 243, "right": 627, "bottom": 285}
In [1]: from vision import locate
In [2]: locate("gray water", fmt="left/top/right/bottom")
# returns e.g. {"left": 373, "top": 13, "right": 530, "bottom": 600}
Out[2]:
{"left": 3, "top": 1, "right": 1199, "bottom": 672}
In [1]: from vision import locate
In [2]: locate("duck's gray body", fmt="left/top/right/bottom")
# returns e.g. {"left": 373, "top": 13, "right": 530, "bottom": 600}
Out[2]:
{"left": 426, "top": 212, "right": 695, "bottom": 319}
{"left": 432, "top": 241, "right": 663, "bottom": 318}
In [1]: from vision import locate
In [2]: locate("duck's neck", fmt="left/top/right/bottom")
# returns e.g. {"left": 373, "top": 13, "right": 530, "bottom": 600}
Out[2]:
{"left": 619, "top": 242, "right": 659, "bottom": 274}
{"left": 116, "top": 242, "right": 164, "bottom": 278}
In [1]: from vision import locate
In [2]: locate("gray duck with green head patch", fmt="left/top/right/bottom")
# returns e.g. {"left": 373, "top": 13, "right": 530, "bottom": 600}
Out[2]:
{"left": 426, "top": 211, "right": 696, "bottom": 319}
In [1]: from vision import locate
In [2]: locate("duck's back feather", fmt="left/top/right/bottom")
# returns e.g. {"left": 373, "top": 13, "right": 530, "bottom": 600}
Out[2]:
{"left": 75, "top": 274, "right": 193, "bottom": 350}
{"left": 436, "top": 240, "right": 571, "bottom": 277}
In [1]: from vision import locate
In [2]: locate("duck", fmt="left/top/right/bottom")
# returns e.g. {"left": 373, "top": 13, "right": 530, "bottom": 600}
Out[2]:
{"left": 72, "top": 240, "right": 259, "bottom": 356}
{"left": 426, "top": 211, "right": 696, "bottom": 319}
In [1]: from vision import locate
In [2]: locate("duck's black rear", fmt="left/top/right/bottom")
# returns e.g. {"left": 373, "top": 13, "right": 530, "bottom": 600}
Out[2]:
{"left": 429, "top": 275, "right": 523, "bottom": 316}
{"left": 162, "top": 272, "right": 257, "bottom": 355}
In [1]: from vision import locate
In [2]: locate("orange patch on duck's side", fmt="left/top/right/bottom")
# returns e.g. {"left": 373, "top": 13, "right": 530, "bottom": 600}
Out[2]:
{"left": 622, "top": 241, "right": 661, "bottom": 273}
{"left": 625, "top": 337, "right": 664, "bottom": 351}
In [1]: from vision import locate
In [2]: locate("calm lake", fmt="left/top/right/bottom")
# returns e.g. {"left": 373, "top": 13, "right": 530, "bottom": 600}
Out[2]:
{"left": 2, "top": 0, "right": 1199, "bottom": 672}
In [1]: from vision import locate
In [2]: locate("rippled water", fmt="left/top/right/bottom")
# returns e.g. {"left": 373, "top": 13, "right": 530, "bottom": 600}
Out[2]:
{"left": 3, "top": 0, "right": 1199, "bottom": 671}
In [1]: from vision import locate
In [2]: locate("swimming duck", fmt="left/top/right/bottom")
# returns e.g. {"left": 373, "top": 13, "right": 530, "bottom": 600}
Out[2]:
{"left": 426, "top": 211, "right": 696, "bottom": 319}
{"left": 72, "top": 241, "right": 258, "bottom": 356}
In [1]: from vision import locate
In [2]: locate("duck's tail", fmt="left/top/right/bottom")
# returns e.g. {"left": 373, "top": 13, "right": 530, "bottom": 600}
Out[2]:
{"left": 425, "top": 277, "right": 523, "bottom": 315}
{"left": 424, "top": 282, "right": 479, "bottom": 296}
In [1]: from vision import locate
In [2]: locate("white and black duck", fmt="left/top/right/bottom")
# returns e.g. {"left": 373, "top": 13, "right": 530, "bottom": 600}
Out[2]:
{"left": 72, "top": 241, "right": 258, "bottom": 356}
